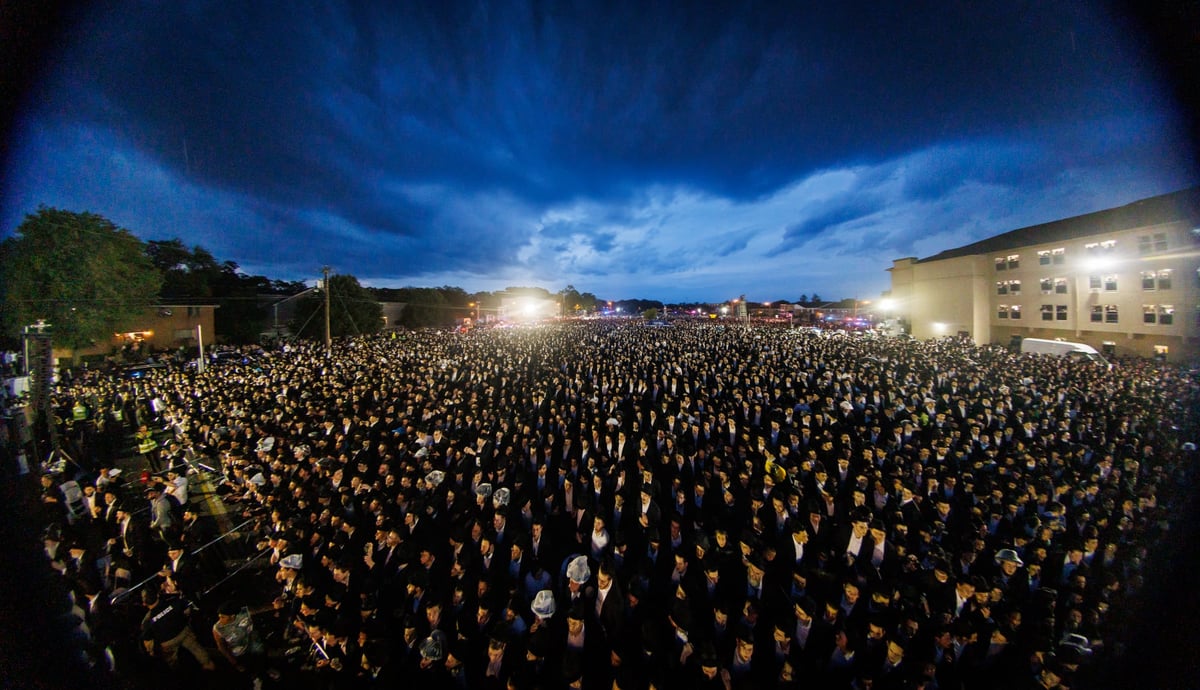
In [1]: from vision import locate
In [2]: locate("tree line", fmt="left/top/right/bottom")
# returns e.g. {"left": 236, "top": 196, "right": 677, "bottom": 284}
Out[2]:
{"left": 1, "top": 207, "right": 833, "bottom": 350}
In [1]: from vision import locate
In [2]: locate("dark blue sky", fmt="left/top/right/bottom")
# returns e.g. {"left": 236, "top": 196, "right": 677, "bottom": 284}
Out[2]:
{"left": 2, "top": 1, "right": 1195, "bottom": 302}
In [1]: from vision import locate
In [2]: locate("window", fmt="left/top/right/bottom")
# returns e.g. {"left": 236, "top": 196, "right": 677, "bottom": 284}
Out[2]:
{"left": 1056, "top": 305, "right": 1068, "bottom": 321}
{"left": 1158, "top": 270, "right": 1172, "bottom": 290}
{"left": 1085, "top": 240, "right": 1117, "bottom": 255}
{"left": 1009, "top": 280, "right": 1021, "bottom": 295}
{"left": 1010, "top": 304, "right": 1022, "bottom": 319}
{"left": 1105, "top": 305, "right": 1119, "bottom": 323}
{"left": 1091, "top": 306, "right": 1103, "bottom": 323}
{"left": 1144, "top": 305, "right": 1157, "bottom": 324}
{"left": 1142, "top": 271, "right": 1157, "bottom": 290}
{"left": 1041, "top": 305, "right": 1054, "bottom": 321}
{"left": 1007, "top": 254, "right": 1020, "bottom": 269}
{"left": 998, "top": 305, "right": 1009, "bottom": 319}
{"left": 1088, "top": 275, "right": 1101, "bottom": 291}
{"left": 1103, "top": 275, "right": 1118, "bottom": 291}
{"left": 1159, "top": 305, "right": 1174, "bottom": 326}
{"left": 187, "top": 306, "right": 202, "bottom": 317}
{"left": 997, "top": 280, "right": 1020, "bottom": 295}
{"left": 1139, "top": 233, "right": 1169, "bottom": 254}
{"left": 996, "top": 282, "right": 1008, "bottom": 296}
{"left": 1054, "top": 278, "right": 1068, "bottom": 295}
{"left": 995, "top": 257, "right": 1006, "bottom": 271}
{"left": 1040, "top": 278, "right": 1053, "bottom": 294}
{"left": 1037, "top": 248, "right": 1065, "bottom": 266}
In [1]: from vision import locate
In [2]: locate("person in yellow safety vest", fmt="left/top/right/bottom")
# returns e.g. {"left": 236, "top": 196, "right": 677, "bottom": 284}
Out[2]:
{"left": 137, "top": 425, "right": 163, "bottom": 472}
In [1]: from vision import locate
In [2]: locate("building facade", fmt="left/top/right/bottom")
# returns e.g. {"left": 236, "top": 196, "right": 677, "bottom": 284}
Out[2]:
{"left": 888, "top": 188, "right": 1200, "bottom": 361}
{"left": 54, "top": 304, "right": 218, "bottom": 361}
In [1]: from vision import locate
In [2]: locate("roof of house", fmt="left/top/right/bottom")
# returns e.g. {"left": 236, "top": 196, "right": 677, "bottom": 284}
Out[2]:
{"left": 917, "top": 187, "right": 1200, "bottom": 264}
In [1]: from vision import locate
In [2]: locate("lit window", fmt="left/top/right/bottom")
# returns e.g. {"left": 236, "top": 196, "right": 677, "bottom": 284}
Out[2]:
{"left": 1159, "top": 305, "right": 1174, "bottom": 326}
{"left": 1037, "top": 249, "right": 1064, "bottom": 265}
{"left": 1143, "top": 305, "right": 1157, "bottom": 324}
{"left": 1105, "top": 305, "right": 1119, "bottom": 323}
{"left": 1056, "top": 305, "right": 1068, "bottom": 321}
{"left": 1041, "top": 305, "right": 1054, "bottom": 321}
{"left": 1085, "top": 240, "right": 1116, "bottom": 255}
{"left": 1010, "top": 305, "right": 1022, "bottom": 319}
{"left": 1007, "top": 254, "right": 1020, "bottom": 269}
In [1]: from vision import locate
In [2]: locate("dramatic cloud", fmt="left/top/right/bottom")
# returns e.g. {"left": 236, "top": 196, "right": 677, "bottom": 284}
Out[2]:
{"left": 3, "top": 1, "right": 1195, "bottom": 301}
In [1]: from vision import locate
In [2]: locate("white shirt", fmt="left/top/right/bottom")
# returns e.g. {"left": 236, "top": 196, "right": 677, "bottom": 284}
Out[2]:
{"left": 596, "top": 583, "right": 611, "bottom": 618}
{"left": 846, "top": 533, "right": 864, "bottom": 558}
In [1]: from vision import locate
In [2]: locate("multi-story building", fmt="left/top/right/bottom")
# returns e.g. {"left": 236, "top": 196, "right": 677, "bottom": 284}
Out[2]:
{"left": 887, "top": 188, "right": 1200, "bottom": 361}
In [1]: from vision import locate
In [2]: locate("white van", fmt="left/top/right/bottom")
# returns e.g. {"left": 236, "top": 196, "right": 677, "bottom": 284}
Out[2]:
{"left": 1019, "top": 338, "right": 1110, "bottom": 368}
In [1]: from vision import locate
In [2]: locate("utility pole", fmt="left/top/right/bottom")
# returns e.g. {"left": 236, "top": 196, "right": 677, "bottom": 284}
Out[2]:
{"left": 322, "top": 266, "right": 332, "bottom": 357}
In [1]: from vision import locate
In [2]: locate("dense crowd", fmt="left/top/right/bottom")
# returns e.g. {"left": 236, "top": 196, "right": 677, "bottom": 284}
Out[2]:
{"left": 34, "top": 321, "right": 1200, "bottom": 689}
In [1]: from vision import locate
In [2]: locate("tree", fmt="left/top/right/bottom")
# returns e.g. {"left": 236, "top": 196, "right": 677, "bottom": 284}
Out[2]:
{"left": 146, "top": 238, "right": 275, "bottom": 343}
{"left": 0, "top": 208, "right": 162, "bottom": 350}
{"left": 291, "top": 274, "right": 383, "bottom": 339}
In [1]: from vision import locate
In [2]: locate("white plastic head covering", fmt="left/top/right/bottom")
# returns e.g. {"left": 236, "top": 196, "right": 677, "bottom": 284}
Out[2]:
{"left": 475, "top": 483, "right": 493, "bottom": 499}
{"left": 257, "top": 437, "right": 275, "bottom": 452}
{"left": 249, "top": 473, "right": 267, "bottom": 487}
{"left": 419, "top": 631, "right": 445, "bottom": 661}
{"left": 493, "top": 487, "right": 511, "bottom": 508}
{"left": 280, "top": 554, "right": 303, "bottom": 570}
{"left": 425, "top": 470, "right": 445, "bottom": 488}
{"left": 531, "top": 590, "right": 557, "bottom": 619}
{"left": 567, "top": 555, "right": 591, "bottom": 584}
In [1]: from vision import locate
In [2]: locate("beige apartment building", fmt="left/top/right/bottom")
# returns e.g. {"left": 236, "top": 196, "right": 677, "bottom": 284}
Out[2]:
{"left": 888, "top": 188, "right": 1200, "bottom": 361}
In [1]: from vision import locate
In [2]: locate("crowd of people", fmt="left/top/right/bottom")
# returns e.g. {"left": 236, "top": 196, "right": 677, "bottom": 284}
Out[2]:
{"left": 32, "top": 320, "right": 1200, "bottom": 689}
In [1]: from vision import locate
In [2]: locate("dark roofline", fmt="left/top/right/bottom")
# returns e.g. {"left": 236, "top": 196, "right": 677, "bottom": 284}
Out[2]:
{"left": 917, "top": 187, "right": 1200, "bottom": 264}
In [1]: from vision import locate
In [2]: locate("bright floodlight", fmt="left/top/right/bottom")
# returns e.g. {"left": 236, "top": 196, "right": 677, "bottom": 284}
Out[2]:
{"left": 521, "top": 300, "right": 539, "bottom": 317}
{"left": 1082, "top": 257, "right": 1115, "bottom": 272}
{"left": 879, "top": 298, "right": 895, "bottom": 312}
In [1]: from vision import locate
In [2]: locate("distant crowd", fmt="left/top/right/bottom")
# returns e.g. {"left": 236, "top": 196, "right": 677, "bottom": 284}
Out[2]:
{"left": 35, "top": 321, "right": 1200, "bottom": 689}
